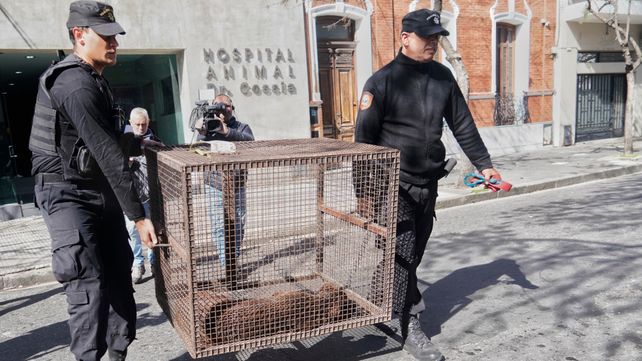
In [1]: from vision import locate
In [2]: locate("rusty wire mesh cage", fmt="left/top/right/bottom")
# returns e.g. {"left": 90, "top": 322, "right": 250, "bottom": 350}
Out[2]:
{"left": 146, "top": 138, "right": 400, "bottom": 358}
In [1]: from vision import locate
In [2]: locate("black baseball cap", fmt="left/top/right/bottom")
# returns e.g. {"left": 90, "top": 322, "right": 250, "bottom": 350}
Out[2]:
{"left": 402, "top": 9, "right": 449, "bottom": 37}
{"left": 66, "top": 1, "right": 125, "bottom": 36}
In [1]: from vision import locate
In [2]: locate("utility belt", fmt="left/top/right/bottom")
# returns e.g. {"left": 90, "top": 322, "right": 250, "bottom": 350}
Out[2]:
{"left": 34, "top": 173, "right": 98, "bottom": 189}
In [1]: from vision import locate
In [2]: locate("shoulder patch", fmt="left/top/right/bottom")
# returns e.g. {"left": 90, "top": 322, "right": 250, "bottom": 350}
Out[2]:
{"left": 359, "top": 91, "right": 374, "bottom": 111}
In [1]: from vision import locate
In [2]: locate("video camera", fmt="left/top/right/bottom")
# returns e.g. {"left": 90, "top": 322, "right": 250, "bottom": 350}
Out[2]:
{"left": 189, "top": 100, "right": 227, "bottom": 134}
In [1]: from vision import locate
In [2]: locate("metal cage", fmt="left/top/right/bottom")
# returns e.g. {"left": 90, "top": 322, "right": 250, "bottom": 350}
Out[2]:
{"left": 146, "top": 138, "right": 399, "bottom": 358}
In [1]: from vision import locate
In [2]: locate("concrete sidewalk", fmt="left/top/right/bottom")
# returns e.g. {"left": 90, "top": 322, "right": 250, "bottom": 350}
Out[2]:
{"left": 1, "top": 137, "right": 640, "bottom": 290}
{"left": 436, "top": 137, "right": 642, "bottom": 209}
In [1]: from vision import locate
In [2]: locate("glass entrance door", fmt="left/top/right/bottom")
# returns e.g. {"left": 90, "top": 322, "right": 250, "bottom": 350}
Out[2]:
{"left": 0, "top": 51, "right": 183, "bottom": 216}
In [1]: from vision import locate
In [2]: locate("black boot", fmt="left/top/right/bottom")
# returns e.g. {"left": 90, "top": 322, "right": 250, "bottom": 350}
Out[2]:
{"left": 108, "top": 348, "right": 127, "bottom": 361}
{"left": 403, "top": 315, "right": 444, "bottom": 361}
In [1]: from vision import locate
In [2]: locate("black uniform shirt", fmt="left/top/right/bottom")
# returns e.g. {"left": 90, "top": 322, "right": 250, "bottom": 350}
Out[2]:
{"left": 355, "top": 50, "right": 493, "bottom": 186}
{"left": 32, "top": 56, "right": 144, "bottom": 220}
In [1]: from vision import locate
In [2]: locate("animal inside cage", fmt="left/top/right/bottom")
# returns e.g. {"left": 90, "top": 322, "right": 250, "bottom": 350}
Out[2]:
{"left": 146, "top": 138, "right": 400, "bottom": 358}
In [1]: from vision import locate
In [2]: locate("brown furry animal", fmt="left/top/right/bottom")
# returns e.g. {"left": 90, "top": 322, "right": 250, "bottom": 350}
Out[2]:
{"left": 205, "top": 282, "right": 350, "bottom": 344}
{"left": 199, "top": 293, "right": 233, "bottom": 347}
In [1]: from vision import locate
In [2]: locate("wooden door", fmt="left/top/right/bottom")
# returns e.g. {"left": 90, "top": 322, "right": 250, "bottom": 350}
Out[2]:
{"left": 317, "top": 43, "right": 357, "bottom": 141}
{"left": 496, "top": 23, "right": 515, "bottom": 96}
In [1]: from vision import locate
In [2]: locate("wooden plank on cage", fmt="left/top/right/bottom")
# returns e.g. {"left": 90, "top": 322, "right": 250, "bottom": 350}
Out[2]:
{"left": 317, "top": 273, "right": 385, "bottom": 316}
{"left": 318, "top": 204, "right": 387, "bottom": 237}
{"left": 233, "top": 273, "right": 321, "bottom": 292}
{"left": 221, "top": 169, "right": 238, "bottom": 288}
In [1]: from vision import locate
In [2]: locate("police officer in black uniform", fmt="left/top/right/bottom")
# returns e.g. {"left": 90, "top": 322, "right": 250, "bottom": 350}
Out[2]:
{"left": 355, "top": 9, "right": 502, "bottom": 361}
{"left": 29, "top": 1, "right": 157, "bottom": 360}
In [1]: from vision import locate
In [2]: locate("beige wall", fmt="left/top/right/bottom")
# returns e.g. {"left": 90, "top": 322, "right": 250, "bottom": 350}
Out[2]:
{"left": 0, "top": 0, "right": 311, "bottom": 141}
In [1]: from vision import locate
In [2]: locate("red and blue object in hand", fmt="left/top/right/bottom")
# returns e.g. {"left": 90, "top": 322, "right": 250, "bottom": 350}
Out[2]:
{"left": 463, "top": 173, "right": 512, "bottom": 192}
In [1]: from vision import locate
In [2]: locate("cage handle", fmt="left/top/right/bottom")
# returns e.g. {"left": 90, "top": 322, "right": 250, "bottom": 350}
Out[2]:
{"left": 154, "top": 229, "right": 171, "bottom": 248}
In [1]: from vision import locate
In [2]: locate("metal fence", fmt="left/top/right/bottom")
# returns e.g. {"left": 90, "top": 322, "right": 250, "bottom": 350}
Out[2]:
{"left": 576, "top": 73, "right": 625, "bottom": 141}
{"left": 146, "top": 139, "right": 400, "bottom": 358}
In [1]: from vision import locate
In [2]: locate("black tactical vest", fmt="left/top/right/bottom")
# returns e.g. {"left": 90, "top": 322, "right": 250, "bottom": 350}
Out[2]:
{"left": 28, "top": 57, "right": 82, "bottom": 156}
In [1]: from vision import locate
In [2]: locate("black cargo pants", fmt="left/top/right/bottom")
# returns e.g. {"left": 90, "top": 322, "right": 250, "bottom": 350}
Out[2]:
{"left": 34, "top": 177, "right": 136, "bottom": 361}
{"left": 393, "top": 180, "right": 437, "bottom": 339}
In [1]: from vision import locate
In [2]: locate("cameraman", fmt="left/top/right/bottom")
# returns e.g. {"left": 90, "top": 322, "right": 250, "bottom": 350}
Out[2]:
{"left": 196, "top": 94, "right": 254, "bottom": 142}
{"left": 197, "top": 94, "right": 254, "bottom": 268}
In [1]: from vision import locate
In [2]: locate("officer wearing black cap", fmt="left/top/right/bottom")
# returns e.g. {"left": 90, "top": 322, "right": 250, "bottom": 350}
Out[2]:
{"left": 355, "top": 8, "right": 502, "bottom": 361}
{"left": 29, "top": 1, "right": 157, "bottom": 360}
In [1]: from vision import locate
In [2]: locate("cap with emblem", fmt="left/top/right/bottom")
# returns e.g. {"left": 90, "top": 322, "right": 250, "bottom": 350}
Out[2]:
{"left": 66, "top": 0, "right": 125, "bottom": 36}
{"left": 402, "top": 9, "right": 449, "bottom": 37}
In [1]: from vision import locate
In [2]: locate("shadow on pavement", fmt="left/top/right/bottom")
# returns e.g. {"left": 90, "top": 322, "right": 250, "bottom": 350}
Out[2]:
{"left": 168, "top": 323, "right": 402, "bottom": 361}
{"left": 0, "top": 320, "right": 70, "bottom": 361}
{"left": 421, "top": 258, "right": 538, "bottom": 338}
{"left": 0, "top": 285, "right": 62, "bottom": 318}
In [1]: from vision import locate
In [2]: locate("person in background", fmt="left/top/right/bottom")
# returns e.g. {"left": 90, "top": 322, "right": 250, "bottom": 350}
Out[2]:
{"left": 123, "top": 107, "right": 162, "bottom": 284}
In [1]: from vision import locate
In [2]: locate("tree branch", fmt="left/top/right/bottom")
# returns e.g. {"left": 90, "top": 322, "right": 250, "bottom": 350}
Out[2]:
{"left": 586, "top": 0, "right": 642, "bottom": 72}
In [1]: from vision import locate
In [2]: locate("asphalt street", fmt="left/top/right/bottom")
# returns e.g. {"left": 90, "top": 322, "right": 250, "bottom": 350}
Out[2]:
{"left": 1, "top": 172, "right": 641, "bottom": 361}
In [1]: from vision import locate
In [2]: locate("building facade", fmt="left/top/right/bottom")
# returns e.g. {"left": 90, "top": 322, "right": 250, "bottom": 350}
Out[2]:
{"left": 554, "top": 0, "right": 642, "bottom": 146}
{"left": 0, "top": 0, "right": 556, "bottom": 208}
{"left": 304, "top": 0, "right": 556, "bottom": 156}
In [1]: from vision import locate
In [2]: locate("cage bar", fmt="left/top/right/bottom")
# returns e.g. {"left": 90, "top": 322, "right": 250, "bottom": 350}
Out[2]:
{"left": 147, "top": 138, "right": 399, "bottom": 358}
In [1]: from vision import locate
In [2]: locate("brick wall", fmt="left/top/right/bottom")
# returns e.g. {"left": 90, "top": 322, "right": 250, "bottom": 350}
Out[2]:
{"left": 367, "top": 0, "right": 556, "bottom": 126}
{"left": 469, "top": 98, "right": 496, "bottom": 127}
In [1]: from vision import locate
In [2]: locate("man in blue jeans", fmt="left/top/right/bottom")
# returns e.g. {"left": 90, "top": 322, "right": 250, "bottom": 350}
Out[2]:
{"left": 123, "top": 108, "right": 162, "bottom": 283}
{"left": 196, "top": 94, "right": 254, "bottom": 269}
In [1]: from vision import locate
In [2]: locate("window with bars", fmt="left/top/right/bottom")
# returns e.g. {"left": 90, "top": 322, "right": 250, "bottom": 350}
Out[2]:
{"left": 577, "top": 51, "right": 626, "bottom": 63}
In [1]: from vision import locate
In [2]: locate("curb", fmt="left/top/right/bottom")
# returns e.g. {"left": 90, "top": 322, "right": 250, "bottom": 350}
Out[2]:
{"left": 0, "top": 267, "right": 55, "bottom": 290}
{"left": 436, "top": 164, "right": 642, "bottom": 209}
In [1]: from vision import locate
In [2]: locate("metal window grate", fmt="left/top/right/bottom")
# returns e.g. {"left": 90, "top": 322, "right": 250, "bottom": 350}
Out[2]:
{"left": 146, "top": 139, "right": 400, "bottom": 358}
